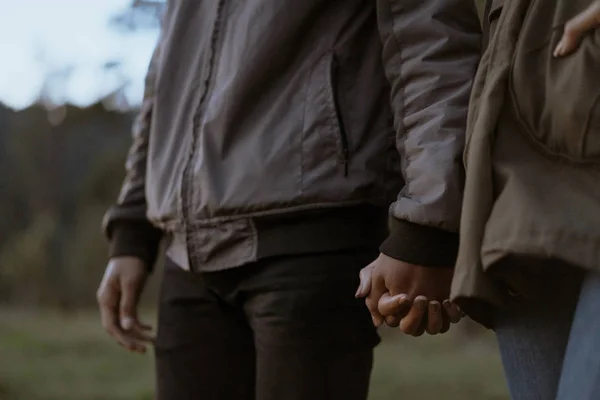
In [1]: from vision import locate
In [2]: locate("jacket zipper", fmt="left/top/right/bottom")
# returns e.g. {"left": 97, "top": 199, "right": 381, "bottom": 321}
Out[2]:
{"left": 181, "top": 0, "right": 227, "bottom": 262}
{"left": 330, "top": 55, "right": 349, "bottom": 177}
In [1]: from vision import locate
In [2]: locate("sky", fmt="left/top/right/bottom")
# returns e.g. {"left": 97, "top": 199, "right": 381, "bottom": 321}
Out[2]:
{"left": 0, "top": 0, "right": 161, "bottom": 110}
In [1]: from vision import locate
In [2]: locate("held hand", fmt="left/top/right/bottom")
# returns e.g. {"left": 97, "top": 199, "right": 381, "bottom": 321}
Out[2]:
{"left": 376, "top": 293, "right": 463, "bottom": 335}
{"left": 356, "top": 254, "right": 461, "bottom": 336}
{"left": 96, "top": 256, "right": 154, "bottom": 353}
{"left": 554, "top": 1, "right": 600, "bottom": 57}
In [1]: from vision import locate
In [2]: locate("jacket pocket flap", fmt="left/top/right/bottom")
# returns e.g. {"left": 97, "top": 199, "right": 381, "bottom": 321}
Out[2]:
{"left": 488, "top": 0, "right": 504, "bottom": 22}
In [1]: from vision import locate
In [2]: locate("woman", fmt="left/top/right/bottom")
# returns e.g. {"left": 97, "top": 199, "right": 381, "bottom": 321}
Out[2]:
{"left": 360, "top": 1, "right": 600, "bottom": 399}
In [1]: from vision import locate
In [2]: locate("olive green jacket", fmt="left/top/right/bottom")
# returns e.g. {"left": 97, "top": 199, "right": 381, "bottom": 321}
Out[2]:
{"left": 451, "top": 0, "right": 600, "bottom": 327}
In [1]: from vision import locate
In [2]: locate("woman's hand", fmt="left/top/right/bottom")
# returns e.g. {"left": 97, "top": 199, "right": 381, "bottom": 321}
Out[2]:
{"left": 554, "top": 1, "right": 600, "bottom": 57}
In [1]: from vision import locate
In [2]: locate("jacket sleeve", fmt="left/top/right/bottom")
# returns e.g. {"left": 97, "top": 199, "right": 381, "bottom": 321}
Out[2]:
{"left": 376, "top": 0, "right": 482, "bottom": 266}
{"left": 102, "top": 36, "right": 164, "bottom": 270}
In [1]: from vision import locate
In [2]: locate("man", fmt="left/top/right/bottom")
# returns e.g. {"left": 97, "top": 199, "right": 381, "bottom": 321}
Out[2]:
{"left": 96, "top": 1, "right": 481, "bottom": 399}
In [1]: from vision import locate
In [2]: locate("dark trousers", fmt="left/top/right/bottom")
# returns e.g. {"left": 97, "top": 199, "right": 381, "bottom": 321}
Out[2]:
{"left": 155, "top": 250, "right": 380, "bottom": 400}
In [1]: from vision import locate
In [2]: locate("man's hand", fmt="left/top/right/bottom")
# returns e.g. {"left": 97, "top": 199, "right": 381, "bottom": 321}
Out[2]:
{"left": 96, "top": 256, "right": 154, "bottom": 353}
{"left": 356, "top": 254, "right": 462, "bottom": 336}
{"left": 554, "top": 1, "right": 600, "bottom": 57}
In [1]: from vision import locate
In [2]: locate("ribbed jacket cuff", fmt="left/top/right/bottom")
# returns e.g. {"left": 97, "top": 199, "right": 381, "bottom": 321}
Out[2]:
{"left": 379, "top": 218, "right": 458, "bottom": 267}
{"left": 109, "top": 222, "right": 163, "bottom": 271}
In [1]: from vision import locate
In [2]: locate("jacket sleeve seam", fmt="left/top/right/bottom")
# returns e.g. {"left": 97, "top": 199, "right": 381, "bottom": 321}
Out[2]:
{"left": 386, "top": 3, "right": 414, "bottom": 202}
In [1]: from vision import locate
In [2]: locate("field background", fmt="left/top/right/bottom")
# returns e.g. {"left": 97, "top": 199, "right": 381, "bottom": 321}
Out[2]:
{"left": 0, "top": 309, "right": 509, "bottom": 400}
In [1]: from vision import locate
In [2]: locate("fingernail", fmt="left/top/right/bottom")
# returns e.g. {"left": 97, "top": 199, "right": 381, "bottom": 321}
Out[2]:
{"left": 443, "top": 300, "right": 451, "bottom": 309}
{"left": 553, "top": 42, "right": 564, "bottom": 57}
{"left": 431, "top": 302, "right": 440, "bottom": 311}
{"left": 372, "top": 316, "right": 383, "bottom": 327}
{"left": 356, "top": 281, "right": 367, "bottom": 297}
{"left": 121, "top": 317, "right": 134, "bottom": 330}
{"left": 394, "top": 294, "right": 407, "bottom": 304}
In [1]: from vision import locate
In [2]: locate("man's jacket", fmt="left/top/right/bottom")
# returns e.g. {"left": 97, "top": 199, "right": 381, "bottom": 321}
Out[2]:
{"left": 104, "top": 0, "right": 481, "bottom": 270}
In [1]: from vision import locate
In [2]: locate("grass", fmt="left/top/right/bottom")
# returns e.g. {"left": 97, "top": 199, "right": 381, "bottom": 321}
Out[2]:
{"left": 0, "top": 309, "right": 509, "bottom": 400}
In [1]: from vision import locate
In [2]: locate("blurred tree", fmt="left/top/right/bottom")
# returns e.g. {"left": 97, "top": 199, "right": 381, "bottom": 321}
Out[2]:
{"left": 110, "top": 0, "right": 164, "bottom": 32}
{"left": 0, "top": 104, "right": 132, "bottom": 307}
{"left": 0, "top": 0, "right": 164, "bottom": 308}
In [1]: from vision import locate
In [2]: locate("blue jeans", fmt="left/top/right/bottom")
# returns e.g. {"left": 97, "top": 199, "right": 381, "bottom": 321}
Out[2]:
{"left": 495, "top": 267, "right": 600, "bottom": 400}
